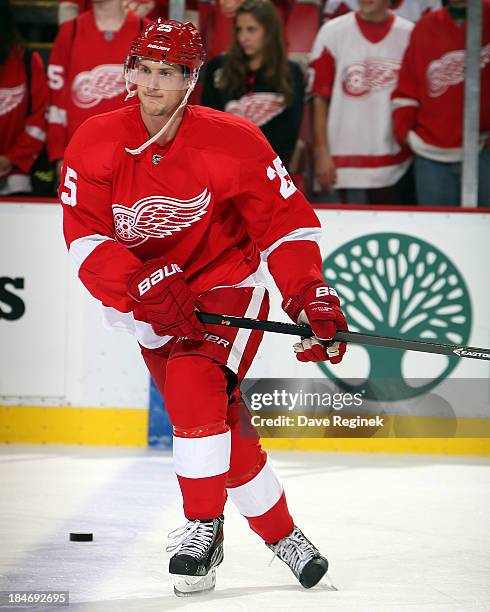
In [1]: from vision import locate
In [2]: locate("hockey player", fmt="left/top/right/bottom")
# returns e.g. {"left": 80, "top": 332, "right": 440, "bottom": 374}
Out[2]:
{"left": 59, "top": 19, "right": 348, "bottom": 596}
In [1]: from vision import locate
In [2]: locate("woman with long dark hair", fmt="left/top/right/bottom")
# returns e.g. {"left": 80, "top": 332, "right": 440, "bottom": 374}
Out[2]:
{"left": 0, "top": 1, "right": 49, "bottom": 195}
{"left": 201, "top": 0, "right": 304, "bottom": 168}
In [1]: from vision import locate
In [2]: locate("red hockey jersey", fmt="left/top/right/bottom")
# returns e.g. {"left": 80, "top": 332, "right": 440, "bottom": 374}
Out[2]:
{"left": 0, "top": 47, "right": 48, "bottom": 192}
{"left": 391, "top": 3, "right": 490, "bottom": 162}
{"left": 47, "top": 10, "right": 147, "bottom": 162}
{"left": 60, "top": 105, "right": 323, "bottom": 348}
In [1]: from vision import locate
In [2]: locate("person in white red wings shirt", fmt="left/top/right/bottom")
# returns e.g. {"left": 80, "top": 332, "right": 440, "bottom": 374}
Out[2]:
{"left": 59, "top": 18, "right": 348, "bottom": 597}
{"left": 47, "top": 0, "right": 150, "bottom": 177}
{"left": 309, "top": 0, "right": 415, "bottom": 204}
{"left": 391, "top": 0, "right": 490, "bottom": 207}
{"left": 322, "top": 0, "right": 441, "bottom": 24}
{"left": 0, "top": 1, "right": 49, "bottom": 195}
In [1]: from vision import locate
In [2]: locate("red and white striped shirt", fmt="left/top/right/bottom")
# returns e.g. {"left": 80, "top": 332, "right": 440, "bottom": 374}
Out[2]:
{"left": 309, "top": 11, "right": 414, "bottom": 188}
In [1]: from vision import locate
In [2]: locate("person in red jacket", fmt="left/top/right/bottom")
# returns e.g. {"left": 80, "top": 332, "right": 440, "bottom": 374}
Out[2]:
{"left": 59, "top": 19, "right": 347, "bottom": 596}
{"left": 0, "top": 2, "right": 49, "bottom": 195}
{"left": 391, "top": 0, "right": 490, "bottom": 206}
{"left": 47, "top": 0, "right": 149, "bottom": 174}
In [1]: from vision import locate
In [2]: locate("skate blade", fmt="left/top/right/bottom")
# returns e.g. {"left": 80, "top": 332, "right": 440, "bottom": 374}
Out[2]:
{"left": 172, "top": 569, "right": 216, "bottom": 597}
{"left": 324, "top": 573, "right": 339, "bottom": 591}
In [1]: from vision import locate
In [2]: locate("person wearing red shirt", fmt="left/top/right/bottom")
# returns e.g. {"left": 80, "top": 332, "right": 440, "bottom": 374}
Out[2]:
{"left": 391, "top": 0, "right": 490, "bottom": 206}
{"left": 58, "top": 0, "right": 198, "bottom": 25}
{"left": 59, "top": 19, "right": 348, "bottom": 596}
{"left": 47, "top": 0, "right": 149, "bottom": 173}
{"left": 0, "top": 2, "right": 49, "bottom": 195}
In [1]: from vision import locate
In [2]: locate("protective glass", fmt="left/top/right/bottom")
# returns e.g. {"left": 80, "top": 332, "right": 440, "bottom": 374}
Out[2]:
{"left": 124, "top": 58, "right": 191, "bottom": 91}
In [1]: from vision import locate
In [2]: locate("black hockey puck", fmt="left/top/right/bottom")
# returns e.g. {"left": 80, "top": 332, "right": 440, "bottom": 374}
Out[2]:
{"left": 69, "top": 533, "right": 93, "bottom": 542}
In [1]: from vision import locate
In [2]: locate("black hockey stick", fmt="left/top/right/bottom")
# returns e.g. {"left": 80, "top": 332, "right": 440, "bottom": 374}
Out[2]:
{"left": 196, "top": 312, "right": 490, "bottom": 362}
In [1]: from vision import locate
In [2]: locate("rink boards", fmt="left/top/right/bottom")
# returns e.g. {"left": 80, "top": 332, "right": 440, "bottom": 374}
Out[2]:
{"left": 0, "top": 199, "right": 489, "bottom": 454}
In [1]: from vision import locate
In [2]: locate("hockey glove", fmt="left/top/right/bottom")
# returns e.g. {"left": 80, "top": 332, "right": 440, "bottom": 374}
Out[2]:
{"left": 283, "top": 281, "right": 348, "bottom": 364}
{"left": 127, "top": 259, "right": 204, "bottom": 340}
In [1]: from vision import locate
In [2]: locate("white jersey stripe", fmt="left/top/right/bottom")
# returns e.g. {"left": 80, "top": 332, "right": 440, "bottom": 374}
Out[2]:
{"left": 25, "top": 125, "right": 47, "bottom": 142}
{"left": 102, "top": 306, "right": 172, "bottom": 349}
{"left": 69, "top": 232, "right": 174, "bottom": 349}
{"left": 226, "top": 286, "right": 266, "bottom": 374}
{"left": 391, "top": 97, "right": 420, "bottom": 110}
{"left": 68, "top": 234, "right": 114, "bottom": 276}
{"left": 173, "top": 430, "right": 231, "bottom": 479}
{"left": 261, "top": 226, "right": 322, "bottom": 261}
{"left": 227, "top": 458, "right": 283, "bottom": 517}
{"left": 48, "top": 105, "right": 67, "bottom": 126}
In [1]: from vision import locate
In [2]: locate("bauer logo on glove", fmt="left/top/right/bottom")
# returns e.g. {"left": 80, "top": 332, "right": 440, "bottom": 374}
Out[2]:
{"left": 127, "top": 258, "right": 204, "bottom": 340}
{"left": 283, "top": 281, "right": 348, "bottom": 364}
{"left": 136, "top": 263, "right": 183, "bottom": 297}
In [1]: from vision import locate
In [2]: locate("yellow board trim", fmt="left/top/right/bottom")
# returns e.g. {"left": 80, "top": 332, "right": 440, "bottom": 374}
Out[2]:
{"left": 0, "top": 406, "right": 148, "bottom": 447}
{"left": 0, "top": 406, "right": 489, "bottom": 455}
{"left": 262, "top": 437, "right": 490, "bottom": 456}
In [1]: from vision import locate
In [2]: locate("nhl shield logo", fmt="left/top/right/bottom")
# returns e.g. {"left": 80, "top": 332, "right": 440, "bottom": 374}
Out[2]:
{"left": 152, "top": 154, "right": 162, "bottom": 165}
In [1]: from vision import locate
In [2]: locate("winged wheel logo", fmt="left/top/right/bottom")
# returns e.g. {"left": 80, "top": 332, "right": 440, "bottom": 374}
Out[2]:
{"left": 112, "top": 189, "right": 211, "bottom": 247}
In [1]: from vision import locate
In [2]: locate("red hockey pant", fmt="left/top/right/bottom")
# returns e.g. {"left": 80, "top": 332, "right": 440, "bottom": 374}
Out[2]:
{"left": 141, "top": 286, "right": 294, "bottom": 544}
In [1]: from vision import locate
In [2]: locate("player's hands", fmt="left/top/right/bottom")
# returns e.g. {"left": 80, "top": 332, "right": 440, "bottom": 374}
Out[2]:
{"left": 127, "top": 259, "right": 205, "bottom": 339}
{"left": 283, "top": 281, "right": 348, "bottom": 364}
{"left": 313, "top": 148, "right": 336, "bottom": 190}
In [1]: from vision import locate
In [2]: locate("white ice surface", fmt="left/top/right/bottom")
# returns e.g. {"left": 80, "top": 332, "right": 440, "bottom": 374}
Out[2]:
{"left": 0, "top": 446, "right": 489, "bottom": 612}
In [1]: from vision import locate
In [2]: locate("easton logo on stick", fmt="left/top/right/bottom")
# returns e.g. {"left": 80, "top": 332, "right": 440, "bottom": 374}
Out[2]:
{"left": 453, "top": 348, "right": 490, "bottom": 359}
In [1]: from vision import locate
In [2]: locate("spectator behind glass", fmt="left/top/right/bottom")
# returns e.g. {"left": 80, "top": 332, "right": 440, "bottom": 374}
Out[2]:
{"left": 323, "top": 0, "right": 441, "bottom": 24}
{"left": 201, "top": 0, "right": 304, "bottom": 168}
{"left": 309, "top": 0, "right": 414, "bottom": 204}
{"left": 201, "top": 0, "right": 293, "bottom": 60}
{"left": 391, "top": 0, "right": 490, "bottom": 207}
{"left": 0, "top": 1, "right": 49, "bottom": 195}
{"left": 47, "top": 0, "right": 149, "bottom": 176}
{"left": 59, "top": 0, "right": 198, "bottom": 25}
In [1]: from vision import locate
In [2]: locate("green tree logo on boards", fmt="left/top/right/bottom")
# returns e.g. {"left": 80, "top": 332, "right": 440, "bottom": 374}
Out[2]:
{"left": 320, "top": 233, "right": 472, "bottom": 401}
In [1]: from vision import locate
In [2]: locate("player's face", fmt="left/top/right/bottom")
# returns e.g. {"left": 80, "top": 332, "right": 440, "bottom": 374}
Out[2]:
{"left": 358, "top": 0, "right": 390, "bottom": 20}
{"left": 236, "top": 13, "right": 266, "bottom": 62}
{"left": 136, "top": 60, "right": 187, "bottom": 117}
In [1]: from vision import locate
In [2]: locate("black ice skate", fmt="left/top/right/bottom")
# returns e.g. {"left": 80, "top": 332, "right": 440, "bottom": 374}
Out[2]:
{"left": 267, "top": 526, "right": 329, "bottom": 588}
{"left": 166, "top": 515, "right": 224, "bottom": 597}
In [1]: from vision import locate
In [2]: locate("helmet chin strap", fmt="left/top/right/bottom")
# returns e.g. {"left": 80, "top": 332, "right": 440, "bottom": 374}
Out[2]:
{"left": 125, "top": 82, "right": 196, "bottom": 156}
